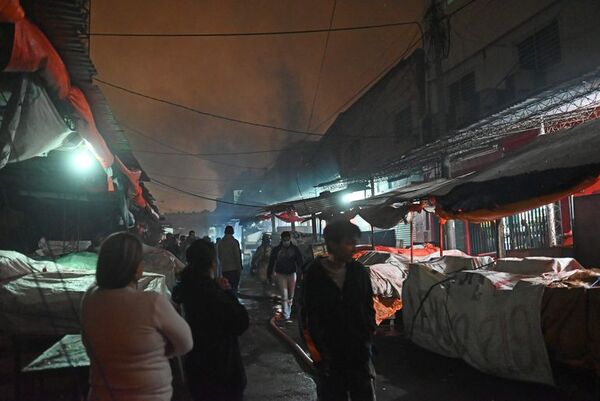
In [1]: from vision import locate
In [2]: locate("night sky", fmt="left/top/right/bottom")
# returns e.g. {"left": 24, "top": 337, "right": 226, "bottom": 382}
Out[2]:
{"left": 91, "top": 0, "right": 423, "bottom": 213}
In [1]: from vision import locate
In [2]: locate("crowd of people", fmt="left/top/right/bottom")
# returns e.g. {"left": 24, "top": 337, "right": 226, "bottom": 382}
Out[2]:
{"left": 80, "top": 221, "right": 376, "bottom": 401}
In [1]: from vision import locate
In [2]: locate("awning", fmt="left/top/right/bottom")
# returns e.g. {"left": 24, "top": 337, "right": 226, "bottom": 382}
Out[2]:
{"left": 431, "top": 117, "right": 600, "bottom": 221}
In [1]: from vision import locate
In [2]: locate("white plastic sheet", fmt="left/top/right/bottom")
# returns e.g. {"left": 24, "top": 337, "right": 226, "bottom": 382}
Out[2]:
{"left": 403, "top": 257, "right": 554, "bottom": 385}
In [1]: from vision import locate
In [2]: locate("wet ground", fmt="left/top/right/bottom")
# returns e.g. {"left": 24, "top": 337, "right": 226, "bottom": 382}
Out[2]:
{"left": 237, "top": 276, "right": 316, "bottom": 401}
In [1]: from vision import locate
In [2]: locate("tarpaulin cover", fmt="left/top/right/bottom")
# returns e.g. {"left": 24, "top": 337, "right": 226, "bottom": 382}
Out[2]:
{"left": 401, "top": 256, "right": 598, "bottom": 385}
{"left": 141, "top": 244, "right": 185, "bottom": 290}
{"left": 55, "top": 251, "right": 98, "bottom": 270}
{"left": 275, "top": 210, "right": 304, "bottom": 223}
{"left": 357, "top": 204, "right": 408, "bottom": 229}
{"left": 373, "top": 296, "right": 402, "bottom": 325}
{"left": 0, "top": 0, "right": 23, "bottom": 22}
{"left": 0, "top": 76, "right": 73, "bottom": 168}
{"left": 541, "top": 279, "right": 600, "bottom": 376}
{"left": 6, "top": 18, "right": 70, "bottom": 98}
{"left": 355, "top": 247, "right": 475, "bottom": 325}
{"left": 432, "top": 118, "right": 600, "bottom": 222}
{"left": 0, "top": 2, "right": 147, "bottom": 207}
{"left": 44, "top": 246, "right": 183, "bottom": 290}
{"left": 22, "top": 334, "right": 88, "bottom": 372}
{"left": 0, "top": 268, "right": 167, "bottom": 336}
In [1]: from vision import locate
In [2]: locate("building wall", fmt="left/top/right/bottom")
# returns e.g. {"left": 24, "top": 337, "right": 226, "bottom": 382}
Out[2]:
{"left": 326, "top": 49, "right": 426, "bottom": 179}
{"left": 430, "top": 0, "right": 600, "bottom": 128}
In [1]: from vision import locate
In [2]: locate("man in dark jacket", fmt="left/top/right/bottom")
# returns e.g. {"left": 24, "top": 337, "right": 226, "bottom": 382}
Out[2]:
{"left": 268, "top": 231, "right": 303, "bottom": 320}
{"left": 302, "top": 220, "right": 376, "bottom": 401}
{"left": 173, "top": 240, "right": 249, "bottom": 401}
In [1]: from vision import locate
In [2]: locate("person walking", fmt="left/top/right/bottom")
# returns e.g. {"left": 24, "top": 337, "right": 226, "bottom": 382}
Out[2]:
{"left": 81, "top": 232, "right": 193, "bottom": 401}
{"left": 268, "top": 231, "right": 303, "bottom": 321}
{"left": 301, "top": 221, "right": 376, "bottom": 401}
{"left": 251, "top": 233, "right": 272, "bottom": 296}
{"left": 218, "top": 225, "right": 243, "bottom": 295}
{"left": 173, "top": 240, "right": 249, "bottom": 401}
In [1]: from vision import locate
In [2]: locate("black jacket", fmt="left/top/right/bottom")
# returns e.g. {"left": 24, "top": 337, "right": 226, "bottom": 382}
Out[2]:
{"left": 301, "top": 257, "right": 376, "bottom": 369}
{"left": 267, "top": 243, "right": 303, "bottom": 276}
{"left": 172, "top": 272, "right": 249, "bottom": 389}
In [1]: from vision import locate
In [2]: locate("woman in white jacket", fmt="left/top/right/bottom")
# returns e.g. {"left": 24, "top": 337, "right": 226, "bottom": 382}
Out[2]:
{"left": 81, "top": 232, "right": 193, "bottom": 401}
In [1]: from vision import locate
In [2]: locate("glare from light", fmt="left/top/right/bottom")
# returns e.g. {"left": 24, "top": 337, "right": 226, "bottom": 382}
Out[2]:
{"left": 73, "top": 150, "right": 93, "bottom": 172}
{"left": 341, "top": 193, "right": 354, "bottom": 204}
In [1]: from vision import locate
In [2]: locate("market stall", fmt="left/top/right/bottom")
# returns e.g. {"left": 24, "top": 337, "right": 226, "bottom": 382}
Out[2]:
{"left": 403, "top": 255, "right": 600, "bottom": 384}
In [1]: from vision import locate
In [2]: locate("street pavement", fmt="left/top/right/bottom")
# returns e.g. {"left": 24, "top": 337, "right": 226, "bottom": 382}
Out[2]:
{"left": 238, "top": 275, "right": 316, "bottom": 401}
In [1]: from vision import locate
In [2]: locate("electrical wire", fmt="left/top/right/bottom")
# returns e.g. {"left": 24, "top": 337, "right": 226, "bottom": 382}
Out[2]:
{"left": 96, "top": 78, "right": 325, "bottom": 137}
{"left": 145, "top": 172, "right": 276, "bottom": 183}
{"left": 120, "top": 124, "right": 268, "bottom": 170}
{"left": 96, "top": 71, "right": 423, "bottom": 139}
{"left": 88, "top": 20, "right": 420, "bottom": 38}
{"left": 151, "top": 178, "right": 265, "bottom": 207}
{"left": 306, "top": 0, "right": 337, "bottom": 131}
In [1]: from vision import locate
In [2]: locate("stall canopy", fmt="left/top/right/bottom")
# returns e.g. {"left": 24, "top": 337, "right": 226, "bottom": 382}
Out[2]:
{"left": 0, "top": 0, "right": 149, "bottom": 208}
{"left": 431, "top": 117, "right": 600, "bottom": 221}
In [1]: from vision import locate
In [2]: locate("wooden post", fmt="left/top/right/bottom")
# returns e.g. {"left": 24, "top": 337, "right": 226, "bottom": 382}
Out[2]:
{"left": 311, "top": 213, "right": 317, "bottom": 241}
{"left": 495, "top": 219, "right": 506, "bottom": 258}
{"left": 291, "top": 220, "right": 296, "bottom": 232}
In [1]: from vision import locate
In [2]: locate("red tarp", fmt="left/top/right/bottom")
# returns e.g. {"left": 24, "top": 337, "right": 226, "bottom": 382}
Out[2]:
{"left": 0, "top": 2, "right": 147, "bottom": 208}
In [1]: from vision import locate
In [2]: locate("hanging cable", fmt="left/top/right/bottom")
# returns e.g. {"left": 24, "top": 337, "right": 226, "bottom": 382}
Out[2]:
{"left": 88, "top": 20, "right": 420, "bottom": 38}
{"left": 150, "top": 178, "right": 265, "bottom": 207}
{"left": 306, "top": 0, "right": 337, "bottom": 131}
{"left": 120, "top": 124, "right": 268, "bottom": 170}
{"left": 96, "top": 78, "right": 325, "bottom": 137}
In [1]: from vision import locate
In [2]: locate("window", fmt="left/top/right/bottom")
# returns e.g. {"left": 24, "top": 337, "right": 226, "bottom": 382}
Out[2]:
{"left": 518, "top": 20, "right": 561, "bottom": 71}
{"left": 448, "top": 72, "right": 479, "bottom": 128}
{"left": 394, "top": 106, "right": 412, "bottom": 143}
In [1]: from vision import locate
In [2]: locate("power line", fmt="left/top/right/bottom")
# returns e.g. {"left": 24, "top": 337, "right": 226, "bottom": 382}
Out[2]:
{"left": 96, "top": 78, "right": 325, "bottom": 137}
{"left": 121, "top": 124, "right": 268, "bottom": 170}
{"left": 123, "top": 124, "right": 308, "bottom": 155}
{"left": 146, "top": 172, "right": 273, "bottom": 182}
{"left": 151, "top": 178, "right": 264, "bottom": 207}
{"left": 88, "top": 20, "right": 420, "bottom": 38}
{"left": 306, "top": 0, "right": 337, "bottom": 131}
{"left": 98, "top": 77, "right": 424, "bottom": 139}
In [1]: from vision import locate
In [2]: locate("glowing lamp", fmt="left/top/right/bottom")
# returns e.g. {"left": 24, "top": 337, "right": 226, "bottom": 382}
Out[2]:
{"left": 72, "top": 150, "right": 93, "bottom": 172}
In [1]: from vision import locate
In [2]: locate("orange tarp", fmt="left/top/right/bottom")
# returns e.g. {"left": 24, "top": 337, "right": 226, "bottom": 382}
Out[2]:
{"left": 0, "top": 1, "right": 147, "bottom": 208}
{"left": 373, "top": 296, "right": 402, "bottom": 325}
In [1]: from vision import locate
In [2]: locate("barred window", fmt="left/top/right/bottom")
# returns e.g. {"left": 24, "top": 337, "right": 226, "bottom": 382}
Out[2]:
{"left": 518, "top": 20, "right": 561, "bottom": 71}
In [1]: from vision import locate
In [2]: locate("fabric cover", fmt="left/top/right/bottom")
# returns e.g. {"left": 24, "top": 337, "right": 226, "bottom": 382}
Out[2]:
{"left": 0, "top": 269, "right": 167, "bottom": 335}
{"left": 0, "top": 76, "right": 73, "bottom": 168}
{"left": 402, "top": 256, "right": 578, "bottom": 385}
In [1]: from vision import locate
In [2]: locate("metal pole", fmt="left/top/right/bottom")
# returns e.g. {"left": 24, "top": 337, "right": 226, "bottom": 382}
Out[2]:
{"left": 546, "top": 203, "right": 557, "bottom": 247}
{"left": 370, "top": 177, "right": 375, "bottom": 249}
{"left": 271, "top": 215, "right": 276, "bottom": 234}
{"left": 311, "top": 213, "right": 317, "bottom": 241}
{"left": 410, "top": 213, "right": 414, "bottom": 263}
{"left": 439, "top": 218, "right": 444, "bottom": 257}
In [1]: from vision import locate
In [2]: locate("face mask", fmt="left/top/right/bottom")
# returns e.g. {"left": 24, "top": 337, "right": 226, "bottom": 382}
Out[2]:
{"left": 282, "top": 240, "right": 291, "bottom": 247}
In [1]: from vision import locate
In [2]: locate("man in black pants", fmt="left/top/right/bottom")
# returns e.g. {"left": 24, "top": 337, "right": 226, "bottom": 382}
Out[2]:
{"left": 302, "top": 220, "right": 376, "bottom": 401}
